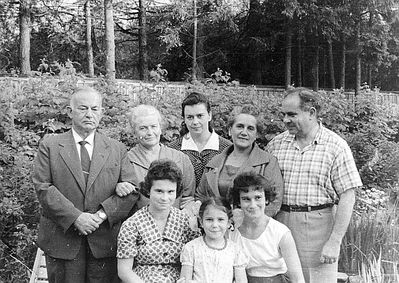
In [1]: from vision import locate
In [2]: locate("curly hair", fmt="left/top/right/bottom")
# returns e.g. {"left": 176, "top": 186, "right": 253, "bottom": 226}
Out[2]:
{"left": 140, "top": 159, "right": 183, "bottom": 198}
{"left": 230, "top": 171, "right": 276, "bottom": 208}
{"left": 127, "top": 104, "right": 163, "bottom": 133}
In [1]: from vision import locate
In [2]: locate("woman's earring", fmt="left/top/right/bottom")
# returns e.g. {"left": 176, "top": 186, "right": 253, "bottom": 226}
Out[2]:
{"left": 229, "top": 221, "right": 235, "bottom": 231}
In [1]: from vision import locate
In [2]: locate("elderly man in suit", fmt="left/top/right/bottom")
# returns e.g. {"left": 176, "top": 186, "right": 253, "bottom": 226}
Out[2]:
{"left": 32, "top": 87, "right": 138, "bottom": 283}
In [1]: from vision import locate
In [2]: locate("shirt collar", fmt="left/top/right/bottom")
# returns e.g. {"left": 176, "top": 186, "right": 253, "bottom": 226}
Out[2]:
{"left": 181, "top": 131, "right": 220, "bottom": 151}
{"left": 71, "top": 128, "right": 95, "bottom": 145}
{"left": 282, "top": 122, "right": 326, "bottom": 145}
{"left": 141, "top": 206, "right": 185, "bottom": 243}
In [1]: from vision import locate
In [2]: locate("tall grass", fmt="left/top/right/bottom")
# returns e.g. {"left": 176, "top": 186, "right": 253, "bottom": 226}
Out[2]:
{"left": 340, "top": 202, "right": 399, "bottom": 281}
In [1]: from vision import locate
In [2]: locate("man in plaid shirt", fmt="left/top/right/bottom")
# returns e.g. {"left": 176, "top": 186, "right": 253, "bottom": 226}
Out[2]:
{"left": 266, "top": 88, "right": 362, "bottom": 283}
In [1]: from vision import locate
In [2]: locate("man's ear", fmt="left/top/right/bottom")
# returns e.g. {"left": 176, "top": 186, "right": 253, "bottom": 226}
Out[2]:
{"left": 67, "top": 105, "right": 73, "bottom": 118}
{"left": 208, "top": 111, "right": 212, "bottom": 122}
{"left": 309, "top": 107, "right": 317, "bottom": 119}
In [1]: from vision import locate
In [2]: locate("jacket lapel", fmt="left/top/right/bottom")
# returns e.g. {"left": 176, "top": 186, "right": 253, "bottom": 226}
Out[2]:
{"left": 86, "top": 133, "right": 110, "bottom": 191}
{"left": 204, "top": 147, "right": 232, "bottom": 197}
{"left": 59, "top": 131, "right": 86, "bottom": 194}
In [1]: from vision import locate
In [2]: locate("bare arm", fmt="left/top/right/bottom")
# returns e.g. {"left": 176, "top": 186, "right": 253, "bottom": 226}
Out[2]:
{"left": 117, "top": 258, "right": 144, "bottom": 283}
{"left": 180, "top": 265, "right": 194, "bottom": 282}
{"left": 320, "top": 188, "right": 355, "bottom": 264}
{"left": 234, "top": 267, "right": 248, "bottom": 283}
{"left": 279, "top": 231, "right": 305, "bottom": 283}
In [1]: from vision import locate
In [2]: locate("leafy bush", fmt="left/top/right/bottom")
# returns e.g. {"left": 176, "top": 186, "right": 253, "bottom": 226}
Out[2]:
{"left": 2, "top": 75, "right": 399, "bottom": 281}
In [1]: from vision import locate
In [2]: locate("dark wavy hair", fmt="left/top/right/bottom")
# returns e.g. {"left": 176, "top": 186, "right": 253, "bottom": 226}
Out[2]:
{"left": 230, "top": 171, "right": 276, "bottom": 208}
{"left": 140, "top": 159, "right": 183, "bottom": 198}
{"left": 180, "top": 92, "right": 212, "bottom": 136}
{"left": 198, "top": 197, "right": 233, "bottom": 220}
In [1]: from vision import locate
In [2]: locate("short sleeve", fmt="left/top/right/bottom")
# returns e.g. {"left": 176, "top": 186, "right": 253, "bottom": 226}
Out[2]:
{"left": 233, "top": 244, "right": 248, "bottom": 269}
{"left": 331, "top": 143, "right": 362, "bottom": 194}
{"left": 180, "top": 242, "right": 194, "bottom": 267}
{"left": 117, "top": 218, "right": 138, "bottom": 259}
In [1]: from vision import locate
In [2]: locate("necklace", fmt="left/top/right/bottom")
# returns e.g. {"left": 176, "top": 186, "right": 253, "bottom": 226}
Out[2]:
{"left": 203, "top": 235, "right": 227, "bottom": 251}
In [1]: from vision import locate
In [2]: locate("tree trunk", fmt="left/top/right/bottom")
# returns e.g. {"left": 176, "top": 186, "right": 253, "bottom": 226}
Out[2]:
{"left": 196, "top": 21, "right": 205, "bottom": 80}
{"left": 297, "top": 37, "right": 302, "bottom": 87}
{"left": 355, "top": 23, "right": 361, "bottom": 95}
{"left": 104, "top": 0, "right": 116, "bottom": 80}
{"left": 327, "top": 38, "right": 335, "bottom": 89}
{"left": 285, "top": 23, "right": 292, "bottom": 89}
{"left": 192, "top": 0, "right": 198, "bottom": 82}
{"left": 368, "top": 64, "right": 372, "bottom": 88}
{"left": 311, "top": 36, "right": 319, "bottom": 91}
{"left": 339, "top": 38, "right": 346, "bottom": 90}
{"left": 85, "top": 0, "right": 94, "bottom": 77}
{"left": 138, "top": 0, "right": 148, "bottom": 80}
{"left": 19, "top": 0, "right": 31, "bottom": 76}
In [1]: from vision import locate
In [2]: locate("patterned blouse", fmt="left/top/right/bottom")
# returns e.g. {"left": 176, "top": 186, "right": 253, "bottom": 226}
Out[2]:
{"left": 168, "top": 132, "right": 231, "bottom": 187}
{"left": 117, "top": 206, "right": 200, "bottom": 282}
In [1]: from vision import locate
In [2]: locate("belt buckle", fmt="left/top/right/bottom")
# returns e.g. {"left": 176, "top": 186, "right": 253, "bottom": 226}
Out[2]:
{"left": 307, "top": 206, "right": 311, "bottom": 212}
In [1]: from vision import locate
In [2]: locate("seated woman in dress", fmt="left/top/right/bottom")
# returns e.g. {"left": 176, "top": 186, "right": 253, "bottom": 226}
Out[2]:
{"left": 229, "top": 172, "right": 305, "bottom": 283}
{"left": 168, "top": 92, "right": 231, "bottom": 187}
{"left": 117, "top": 160, "right": 200, "bottom": 283}
{"left": 196, "top": 106, "right": 283, "bottom": 217}
{"left": 116, "top": 104, "right": 195, "bottom": 210}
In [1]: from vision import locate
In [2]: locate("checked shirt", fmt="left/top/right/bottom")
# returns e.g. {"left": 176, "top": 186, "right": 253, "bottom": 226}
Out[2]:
{"left": 266, "top": 124, "right": 362, "bottom": 206}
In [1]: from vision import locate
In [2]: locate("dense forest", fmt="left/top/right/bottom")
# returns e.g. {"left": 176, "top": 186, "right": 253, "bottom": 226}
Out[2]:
{"left": 0, "top": 0, "right": 399, "bottom": 92}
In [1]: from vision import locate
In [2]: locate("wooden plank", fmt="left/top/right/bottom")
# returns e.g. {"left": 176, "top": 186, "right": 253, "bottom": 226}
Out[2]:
{"left": 29, "top": 248, "right": 48, "bottom": 283}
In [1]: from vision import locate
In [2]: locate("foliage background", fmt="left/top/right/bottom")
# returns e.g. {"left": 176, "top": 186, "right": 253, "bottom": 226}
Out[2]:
{"left": 1, "top": 76, "right": 399, "bottom": 281}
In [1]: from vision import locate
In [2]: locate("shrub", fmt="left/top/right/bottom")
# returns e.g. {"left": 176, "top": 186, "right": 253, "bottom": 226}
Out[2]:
{"left": 2, "top": 76, "right": 399, "bottom": 280}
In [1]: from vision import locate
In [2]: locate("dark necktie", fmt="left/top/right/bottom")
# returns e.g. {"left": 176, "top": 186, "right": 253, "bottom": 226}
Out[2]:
{"left": 79, "top": 140, "right": 91, "bottom": 184}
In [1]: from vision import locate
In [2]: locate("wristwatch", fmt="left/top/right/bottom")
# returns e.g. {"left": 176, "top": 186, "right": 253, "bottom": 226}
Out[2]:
{"left": 97, "top": 210, "right": 107, "bottom": 221}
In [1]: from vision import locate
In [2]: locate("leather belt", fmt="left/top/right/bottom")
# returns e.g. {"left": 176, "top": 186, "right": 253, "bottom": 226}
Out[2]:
{"left": 281, "top": 203, "right": 335, "bottom": 212}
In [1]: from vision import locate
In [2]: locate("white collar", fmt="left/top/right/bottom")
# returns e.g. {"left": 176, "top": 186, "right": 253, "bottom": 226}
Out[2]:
{"left": 72, "top": 128, "right": 95, "bottom": 145}
{"left": 181, "top": 131, "right": 220, "bottom": 151}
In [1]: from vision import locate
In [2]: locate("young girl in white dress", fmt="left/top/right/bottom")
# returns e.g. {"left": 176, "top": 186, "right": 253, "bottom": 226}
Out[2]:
{"left": 179, "top": 197, "right": 248, "bottom": 283}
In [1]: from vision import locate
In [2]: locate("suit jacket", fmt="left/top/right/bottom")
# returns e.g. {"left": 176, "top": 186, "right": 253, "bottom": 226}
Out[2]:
{"left": 195, "top": 144, "right": 283, "bottom": 217}
{"left": 32, "top": 130, "right": 138, "bottom": 260}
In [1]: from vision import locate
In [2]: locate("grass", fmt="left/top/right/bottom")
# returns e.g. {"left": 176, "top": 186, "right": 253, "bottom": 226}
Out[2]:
{"left": 340, "top": 200, "right": 399, "bottom": 282}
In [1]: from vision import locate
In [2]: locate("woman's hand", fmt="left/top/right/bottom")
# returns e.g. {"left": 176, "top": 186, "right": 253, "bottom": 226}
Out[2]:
{"left": 182, "top": 201, "right": 201, "bottom": 230}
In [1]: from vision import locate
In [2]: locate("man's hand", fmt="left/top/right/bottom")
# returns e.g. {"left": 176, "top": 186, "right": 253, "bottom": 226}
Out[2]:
{"left": 115, "top": 182, "right": 137, "bottom": 197}
{"left": 74, "top": 212, "right": 102, "bottom": 236}
{"left": 320, "top": 237, "right": 340, "bottom": 264}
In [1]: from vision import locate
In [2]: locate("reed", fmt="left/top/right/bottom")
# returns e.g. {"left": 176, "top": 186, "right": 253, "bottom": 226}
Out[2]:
{"left": 340, "top": 203, "right": 399, "bottom": 281}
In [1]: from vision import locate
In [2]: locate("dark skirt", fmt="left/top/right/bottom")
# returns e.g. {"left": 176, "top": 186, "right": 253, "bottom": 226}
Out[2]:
{"left": 247, "top": 273, "right": 289, "bottom": 283}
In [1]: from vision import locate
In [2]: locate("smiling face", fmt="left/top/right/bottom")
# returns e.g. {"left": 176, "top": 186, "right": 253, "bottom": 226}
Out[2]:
{"left": 149, "top": 179, "right": 177, "bottom": 212}
{"left": 183, "top": 103, "right": 212, "bottom": 137}
{"left": 68, "top": 90, "right": 103, "bottom": 138}
{"left": 134, "top": 115, "right": 161, "bottom": 149}
{"left": 239, "top": 188, "right": 266, "bottom": 220}
{"left": 200, "top": 205, "right": 230, "bottom": 241}
{"left": 229, "top": 113, "right": 257, "bottom": 150}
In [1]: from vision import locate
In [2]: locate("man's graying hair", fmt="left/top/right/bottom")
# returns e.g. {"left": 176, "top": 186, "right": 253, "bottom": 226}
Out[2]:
{"left": 285, "top": 88, "right": 321, "bottom": 114}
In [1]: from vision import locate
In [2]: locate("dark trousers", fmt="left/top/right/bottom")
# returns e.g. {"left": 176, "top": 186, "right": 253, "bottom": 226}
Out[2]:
{"left": 247, "top": 273, "right": 289, "bottom": 283}
{"left": 45, "top": 238, "right": 119, "bottom": 283}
